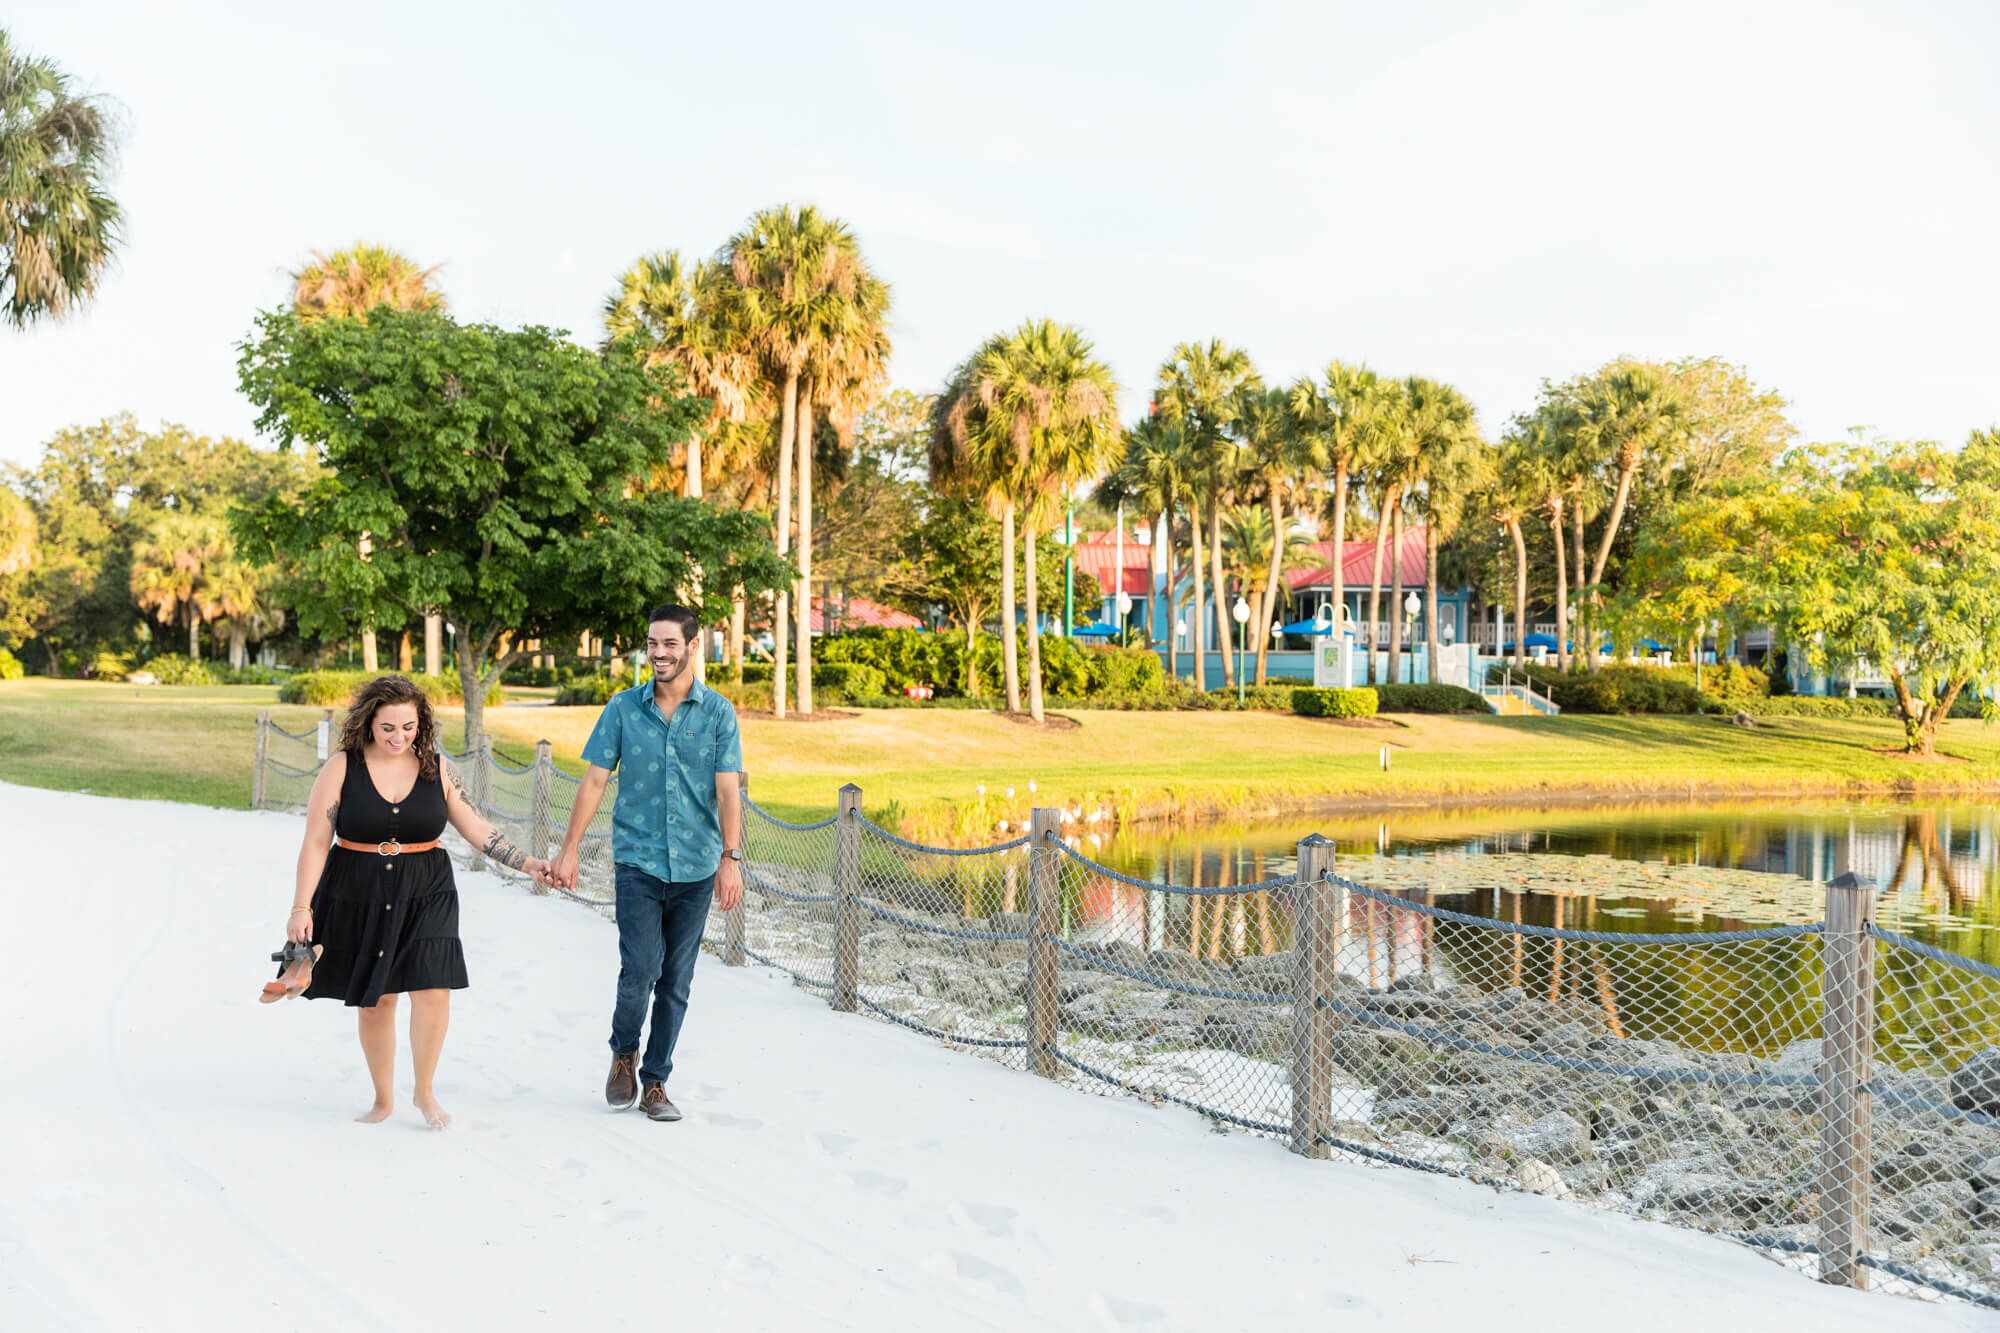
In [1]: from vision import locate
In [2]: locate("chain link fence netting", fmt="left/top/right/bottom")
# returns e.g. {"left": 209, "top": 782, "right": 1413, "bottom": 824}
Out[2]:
{"left": 249, "top": 716, "right": 2000, "bottom": 1312}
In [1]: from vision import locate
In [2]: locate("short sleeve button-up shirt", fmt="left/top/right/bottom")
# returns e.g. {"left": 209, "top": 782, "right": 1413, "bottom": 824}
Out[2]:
{"left": 581, "top": 679, "right": 743, "bottom": 883}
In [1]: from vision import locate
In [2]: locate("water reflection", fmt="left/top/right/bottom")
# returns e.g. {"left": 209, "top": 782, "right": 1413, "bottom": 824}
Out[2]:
{"left": 1081, "top": 799, "right": 2000, "bottom": 964}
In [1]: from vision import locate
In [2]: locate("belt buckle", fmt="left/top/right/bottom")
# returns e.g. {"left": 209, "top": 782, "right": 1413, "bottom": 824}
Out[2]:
{"left": 377, "top": 839, "right": 403, "bottom": 857}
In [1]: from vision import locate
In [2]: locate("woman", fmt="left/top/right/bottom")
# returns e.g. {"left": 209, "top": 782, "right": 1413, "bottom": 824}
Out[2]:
{"left": 281, "top": 675, "right": 551, "bottom": 1129}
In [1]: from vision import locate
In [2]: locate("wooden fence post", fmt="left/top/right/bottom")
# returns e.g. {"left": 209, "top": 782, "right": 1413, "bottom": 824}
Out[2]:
{"left": 1028, "top": 807, "right": 1064, "bottom": 1079}
{"left": 724, "top": 773, "right": 748, "bottom": 967}
{"left": 1291, "top": 834, "right": 1339, "bottom": 1158}
{"left": 529, "top": 739, "right": 553, "bottom": 893}
{"left": 833, "top": 783, "right": 862, "bottom": 1012}
{"left": 1818, "top": 871, "right": 1876, "bottom": 1288}
{"left": 468, "top": 737, "right": 494, "bottom": 871}
{"left": 252, "top": 709, "right": 270, "bottom": 809}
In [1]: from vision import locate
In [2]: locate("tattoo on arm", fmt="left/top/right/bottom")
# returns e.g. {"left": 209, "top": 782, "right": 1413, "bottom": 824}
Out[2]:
{"left": 482, "top": 828, "right": 529, "bottom": 871}
{"left": 447, "top": 766, "right": 474, "bottom": 806}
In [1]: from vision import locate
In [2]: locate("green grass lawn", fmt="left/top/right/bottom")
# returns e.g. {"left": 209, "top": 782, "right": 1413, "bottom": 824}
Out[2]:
{"left": 5, "top": 678, "right": 1998, "bottom": 832}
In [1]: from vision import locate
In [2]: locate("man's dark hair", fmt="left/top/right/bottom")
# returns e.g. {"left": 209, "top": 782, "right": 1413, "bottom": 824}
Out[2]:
{"left": 647, "top": 604, "right": 699, "bottom": 640}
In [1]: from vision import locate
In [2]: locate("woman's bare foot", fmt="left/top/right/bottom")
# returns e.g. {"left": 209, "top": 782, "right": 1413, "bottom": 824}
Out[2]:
{"left": 413, "top": 1095, "right": 451, "bottom": 1130}
{"left": 354, "top": 1101, "right": 394, "bottom": 1124}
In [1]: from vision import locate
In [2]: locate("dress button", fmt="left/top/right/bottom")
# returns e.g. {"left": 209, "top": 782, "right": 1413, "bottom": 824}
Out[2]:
{"left": 377, "top": 950, "right": 385, "bottom": 957}
{"left": 385, "top": 903, "right": 393, "bottom": 911}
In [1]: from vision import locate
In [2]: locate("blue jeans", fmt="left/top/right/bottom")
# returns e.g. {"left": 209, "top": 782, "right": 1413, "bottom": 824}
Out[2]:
{"left": 610, "top": 864, "right": 713, "bottom": 1085}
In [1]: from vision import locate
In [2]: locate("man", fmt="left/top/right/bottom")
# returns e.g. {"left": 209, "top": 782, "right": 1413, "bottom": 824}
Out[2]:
{"left": 550, "top": 605, "right": 744, "bottom": 1122}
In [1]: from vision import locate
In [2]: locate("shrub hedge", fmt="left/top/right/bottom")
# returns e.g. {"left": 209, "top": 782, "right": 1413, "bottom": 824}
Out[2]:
{"left": 1517, "top": 664, "right": 1713, "bottom": 715}
{"left": 1291, "top": 687, "right": 1380, "bottom": 719}
{"left": 0, "top": 647, "right": 22, "bottom": 681}
{"left": 279, "top": 670, "right": 503, "bottom": 707}
{"left": 1374, "top": 683, "right": 1487, "bottom": 714}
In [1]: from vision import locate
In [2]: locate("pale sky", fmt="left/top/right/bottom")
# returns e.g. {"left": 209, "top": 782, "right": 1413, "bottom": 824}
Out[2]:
{"left": 4, "top": 0, "right": 1998, "bottom": 470}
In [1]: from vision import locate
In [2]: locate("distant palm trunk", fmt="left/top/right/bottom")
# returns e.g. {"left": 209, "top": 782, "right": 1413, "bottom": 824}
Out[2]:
{"left": 796, "top": 400, "right": 814, "bottom": 714}
{"left": 1425, "top": 524, "right": 1441, "bottom": 683}
{"left": 1025, "top": 520, "right": 1045, "bottom": 724}
{"left": 1508, "top": 518, "right": 1528, "bottom": 669}
{"left": 1000, "top": 504, "right": 1021, "bottom": 712}
{"left": 1209, "top": 492, "right": 1233, "bottom": 689}
{"left": 773, "top": 372, "right": 797, "bottom": 718}
{"left": 1551, "top": 501, "right": 1570, "bottom": 674}
{"left": 1330, "top": 458, "right": 1349, "bottom": 662}
{"left": 1189, "top": 501, "right": 1206, "bottom": 689}
{"left": 1255, "top": 488, "right": 1284, "bottom": 685}
{"left": 1387, "top": 505, "right": 1406, "bottom": 687}
{"left": 1572, "top": 502, "right": 1590, "bottom": 673}
{"left": 1365, "top": 483, "right": 1400, "bottom": 685}
{"left": 688, "top": 428, "right": 706, "bottom": 684}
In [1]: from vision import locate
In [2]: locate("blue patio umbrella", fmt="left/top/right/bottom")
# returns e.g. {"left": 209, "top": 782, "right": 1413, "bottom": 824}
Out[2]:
{"left": 1279, "top": 616, "right": 1336, "bottom": 635}
{"left": 1600, "top": 637, "right": 1669, "bottom": 653}
{"left": 1069, "top": 622, "right": 1120, "bottom": 637}
{"left": 1502, "top": 632, "right": 1564, "bottom": 652}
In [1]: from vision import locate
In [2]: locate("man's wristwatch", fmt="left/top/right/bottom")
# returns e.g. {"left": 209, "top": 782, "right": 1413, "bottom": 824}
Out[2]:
{"left": 723, "top": 848, "right": 743, "bottom": 862}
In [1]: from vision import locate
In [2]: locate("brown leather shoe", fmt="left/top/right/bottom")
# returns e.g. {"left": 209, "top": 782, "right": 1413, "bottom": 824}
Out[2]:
{"left": 606, "top": 1053, "right": 638, "bottom": 1110}
{"left": 640, "top": 1083, "right": 682, "bottom": 1122}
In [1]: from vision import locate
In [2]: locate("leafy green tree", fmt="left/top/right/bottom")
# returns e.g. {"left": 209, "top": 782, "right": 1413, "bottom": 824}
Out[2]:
{"left": 0, "top": 482, "right": 37, "bottom": 648}
{"left": 236, "top": 307, "right": 792, "bottom": 747}
{"left": 1402, "top": 378, "right": 1485, "bottom": 667}
{"left": 0, "top": 30, "right": 122, "bottom": 327}
{"left": 1691, "top": 433, "right": 2000, "bottom": 755}
{"left": 1154, "top": 341, "right": 1258, "bottom": 689}
{"left": 1230, "top": 384, "right": 1298, "bottom": 684}
{"left": 206, "top": 558, "right": 285, "bottom": 669}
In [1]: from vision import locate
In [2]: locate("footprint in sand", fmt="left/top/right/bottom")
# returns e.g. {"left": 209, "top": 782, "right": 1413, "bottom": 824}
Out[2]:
{"left": 814, "top": 1132, "right": 857, "bottom": 1158}
{"left": 926, "top": 1252, "right": 1023, "bottom": 1298}
{"left": 846, "top": 1170, "right": 907, "bottom": 1197}
{"left": 701, "top": 1112, "right": 764, "bottom": 1130}
{"left": 948, "top": 1202, "right": 1016, "bottom": 1238}
{"left": 1092, "top": 1295, "right": 1166, "bottom": 1327}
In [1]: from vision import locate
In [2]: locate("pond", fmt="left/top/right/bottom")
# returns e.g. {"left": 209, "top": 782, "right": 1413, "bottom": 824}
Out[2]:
{"left": 1028, "top": 799, "right": 2000, "bottom": 1065}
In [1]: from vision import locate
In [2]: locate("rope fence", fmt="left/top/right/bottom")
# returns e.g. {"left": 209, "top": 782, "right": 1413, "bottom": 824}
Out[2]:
{"left": 248, "top": 713, "right": 2000, "bottom": 1312}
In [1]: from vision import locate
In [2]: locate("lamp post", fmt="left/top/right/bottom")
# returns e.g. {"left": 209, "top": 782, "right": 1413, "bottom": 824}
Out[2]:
{"left": 1403, "top": 591, "right": 1420, "bottom": 685}
{"left": 1232, "top": 596, "right": 1250, "bottom": 704}
{"left": 1062, "top": 490, "right": 1077, "bottom": 639}
{"left": 1117, "top": 592, "right": 1132, "bottom": 639}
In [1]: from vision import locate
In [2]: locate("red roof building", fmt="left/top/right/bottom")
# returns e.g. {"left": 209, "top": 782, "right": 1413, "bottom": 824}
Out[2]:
{"left": 1070, "top": 529, "right": 1151, "bottom": 598}
{"left": 810, "top": 596, "right": 923, "bottom": 634}
{"left": 1285, "top": 526, "right": 1428, "bottom": 593}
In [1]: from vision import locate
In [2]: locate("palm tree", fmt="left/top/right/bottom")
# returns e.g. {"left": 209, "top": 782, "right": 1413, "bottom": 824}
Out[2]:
{"left": 207, "top": 559, "right": 285, "bottom": 670}
{"left": 1222, "top": 503, "right": 1315, "bottom": 679}
{"left": 1288, "top": 361, "right": 1390, "bottom": 665}
{"left": 1154, "top": 341, "right": 1259, "bottom": 691}
{"left": 936, "top": 321, "right": 1119, "bottom": 722}
{"left": 290, "top": 244, "right": 445, "bottom": 321}
{"left": 602, "top": 249, "right": 758, "bottom": 499}
{"left": 1358, "top": 381, "right": 1413, "bottom": 684}
{"left": 291, "top": 242, "right": 446, "bottom": 673}
{"left": 1105, "top": 418, "right": 1197, "bottom": 667}
{"left": 0, "top": 30, "right": 122, "bottom": 327}
{"left": 726, "top": 204, "right": 887, "bottom": 717}
{"left": 931, "top": 352, "right": 1022, "bottom": 711}
{"left": 1402, "top": 378, "right": 1484, "bottom": 673}
{"left": 603, "top": 249, "right": 765, "bottom": 678}
{"left": 1231, "top": 385, "right": 1298, "bottom": 685}
{"left": 1519, "top": 407, "right": 1579, "bottom": 672}
{"left": 795, "top": 263, "right": 892, "bottom": 713}
{"left": 130, "top": 513, "right": 227, "bottom": 659}
{"left": 1574, "top": 363, "right": 1684, "bottom": 669}
{"left": 1489, "top": 436, "right": 1540, "bottom": 668}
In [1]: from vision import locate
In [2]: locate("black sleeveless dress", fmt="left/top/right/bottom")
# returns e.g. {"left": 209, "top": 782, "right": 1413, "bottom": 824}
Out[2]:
{"left": 304, "top": 751, "right": 469, "bottom": 1007}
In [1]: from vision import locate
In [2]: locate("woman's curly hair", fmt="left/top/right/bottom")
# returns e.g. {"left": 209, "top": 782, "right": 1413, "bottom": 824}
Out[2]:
{"left": 338, "top": 674, "right": 440, "bottom": 780}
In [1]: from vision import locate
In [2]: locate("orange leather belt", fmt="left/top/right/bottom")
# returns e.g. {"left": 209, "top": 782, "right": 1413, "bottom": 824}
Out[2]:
{"left": 335, "top": 837, "right": 442, "bottom": 856}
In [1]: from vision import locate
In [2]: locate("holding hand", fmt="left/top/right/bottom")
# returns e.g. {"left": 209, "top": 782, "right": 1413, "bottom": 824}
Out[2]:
{"left": 286, "top": 906, "right": 314, "bottom": 944}
{"left": 551, "top": 848, "right": 581, "bottom": 892}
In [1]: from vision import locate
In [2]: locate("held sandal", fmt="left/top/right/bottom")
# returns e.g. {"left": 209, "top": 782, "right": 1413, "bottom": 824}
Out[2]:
{"left": 259, "top": 939, "right": 323, "bottom": 1004}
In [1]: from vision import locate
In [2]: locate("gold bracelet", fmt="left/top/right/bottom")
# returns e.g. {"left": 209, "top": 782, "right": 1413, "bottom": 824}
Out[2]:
{"left": 289, "top": 906, "right": 312, "bottom": 916}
